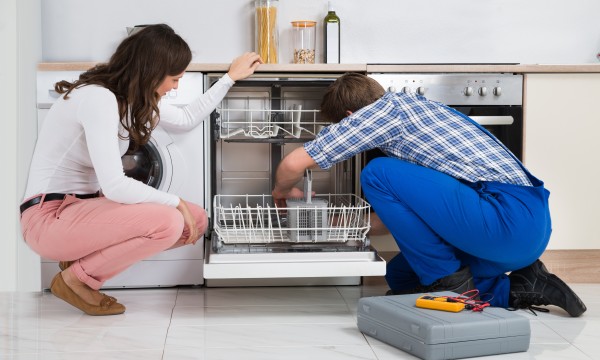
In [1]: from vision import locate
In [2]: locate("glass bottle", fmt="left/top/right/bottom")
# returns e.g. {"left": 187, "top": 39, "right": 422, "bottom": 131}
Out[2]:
{"left": 323, "top": 1, "right": 340, "bottom": 63}
{"left": 255, "top": 0, "right": 279, "bottom": 64}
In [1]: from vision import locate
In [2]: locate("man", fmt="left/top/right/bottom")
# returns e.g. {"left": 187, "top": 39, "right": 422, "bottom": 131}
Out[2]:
{"left": 272, "top": 73, "right": 586, "bottom": 317}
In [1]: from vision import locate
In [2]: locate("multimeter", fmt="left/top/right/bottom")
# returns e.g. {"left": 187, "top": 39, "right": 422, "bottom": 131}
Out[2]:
{"left": 415, "top": 295, "right": 465, "bottom": 312}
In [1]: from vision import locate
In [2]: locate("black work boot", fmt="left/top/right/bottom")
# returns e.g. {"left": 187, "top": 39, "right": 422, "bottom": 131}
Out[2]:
{"left": 387, "top": 266, "right": 475, "bottom": 295}
{"left": 509, "top": 260, "right": 587, "bottom": 317}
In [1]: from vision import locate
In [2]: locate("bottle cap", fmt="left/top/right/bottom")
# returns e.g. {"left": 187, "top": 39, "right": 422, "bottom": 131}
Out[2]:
{"left": 328, "top": 1, "right": 334, "bottom": 11}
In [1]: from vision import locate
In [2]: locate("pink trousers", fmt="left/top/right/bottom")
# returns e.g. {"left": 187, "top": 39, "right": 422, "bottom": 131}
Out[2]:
{"left": 20, "top": 194, "right": 208, "bottom": 290}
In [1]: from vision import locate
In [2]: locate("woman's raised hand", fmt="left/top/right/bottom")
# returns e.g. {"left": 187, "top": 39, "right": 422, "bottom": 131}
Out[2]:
{"left": 227, "top": 52, "right": 263, "bottom": 81}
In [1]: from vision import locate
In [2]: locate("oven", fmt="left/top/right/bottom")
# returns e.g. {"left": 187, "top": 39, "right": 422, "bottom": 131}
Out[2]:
{"left": 202, "top": 73, "right": 386, "bottom": 286}
{"left": 367, "top": 73, "right": 524, "bottom": 160}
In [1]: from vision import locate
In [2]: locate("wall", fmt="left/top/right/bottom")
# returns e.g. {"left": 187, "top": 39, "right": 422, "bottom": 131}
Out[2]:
{"left": 1, "top": 0, "right": 42, "bottom": 292}
{"left": 5, "top": 0, "right": 600, "bottom": 291}
{"left": 41, "top": 0, "right": 600, "bottom": 64}
{"left": 0, "top": 0, "right": 19, "bottom": 292}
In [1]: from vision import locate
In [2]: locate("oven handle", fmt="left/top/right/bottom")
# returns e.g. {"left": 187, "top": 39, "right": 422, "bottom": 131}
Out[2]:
{"left": 470, "top": 116, "right": 514, "bottom": 126}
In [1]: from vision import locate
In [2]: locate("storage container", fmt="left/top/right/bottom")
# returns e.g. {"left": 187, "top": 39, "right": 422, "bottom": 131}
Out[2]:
{"left": 357, "top": 292, "right": 531, "bottom": 360}
{"left": 291, "top": 21, "right": 316, "bottom": 64}
{"left": 255, "top": 0, "right": 279, "bottom": 64}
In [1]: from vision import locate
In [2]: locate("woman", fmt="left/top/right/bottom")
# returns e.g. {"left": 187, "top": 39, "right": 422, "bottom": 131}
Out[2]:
{"left": 20, "top": 24, "right": 262, "bottom": 316}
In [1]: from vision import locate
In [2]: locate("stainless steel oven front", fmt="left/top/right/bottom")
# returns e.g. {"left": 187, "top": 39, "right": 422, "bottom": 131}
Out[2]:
{"left": 202, "top": 73, "right": 386, "bottom": 286}
{"left": 367, "top": 73, "right": 524, "bottom": 160}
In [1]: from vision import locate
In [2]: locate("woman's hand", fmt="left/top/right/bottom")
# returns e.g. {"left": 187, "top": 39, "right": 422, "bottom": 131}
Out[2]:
{"left": 177, "top": 198, "right": 200, "bottom": 244}
{"left": 227, "top": 52, "right": 263, "bottom": 81}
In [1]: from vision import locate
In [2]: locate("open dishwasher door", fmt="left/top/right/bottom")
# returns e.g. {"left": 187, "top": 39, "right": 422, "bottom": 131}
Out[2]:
{"left": 203, "top": 73, "right": 386, "bottom": 286}
{"left": 204, "top": 184, "right": 386, "bottom": 286}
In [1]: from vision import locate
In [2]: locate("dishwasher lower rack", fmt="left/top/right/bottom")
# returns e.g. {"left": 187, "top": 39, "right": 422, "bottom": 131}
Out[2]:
{"left": 212, "top": 194, "right": 371, "bottom": 245}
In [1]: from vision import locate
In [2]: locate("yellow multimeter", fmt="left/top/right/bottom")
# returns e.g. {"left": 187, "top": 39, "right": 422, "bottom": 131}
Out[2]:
{"left": 415, "top": 295, "right": 465, "bottom": 312}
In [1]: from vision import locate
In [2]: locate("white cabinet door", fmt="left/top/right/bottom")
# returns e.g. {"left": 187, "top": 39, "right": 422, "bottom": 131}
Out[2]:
{"left": 524, "top": 73, "right": 600, "bottom": 250}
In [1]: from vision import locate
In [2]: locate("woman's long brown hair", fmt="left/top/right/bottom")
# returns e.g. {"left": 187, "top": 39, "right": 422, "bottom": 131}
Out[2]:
{"left": 55, "top": 24, "right": 192, "bottom": 146}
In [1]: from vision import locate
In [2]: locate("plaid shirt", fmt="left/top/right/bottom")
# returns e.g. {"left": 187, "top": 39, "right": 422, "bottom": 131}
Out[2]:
{"left": 305, "top": 92, "right": 532, "bottom": 186}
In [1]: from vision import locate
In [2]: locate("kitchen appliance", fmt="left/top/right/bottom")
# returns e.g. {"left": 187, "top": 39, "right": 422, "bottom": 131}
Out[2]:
{"left": 367, "top": 73, "right": 524, "bottom": 160}
{"left": 202, "top": 73, "right": 386, "bottom": 286}
{"left": 36, "top": 71, "right": 206, "bottom": 289}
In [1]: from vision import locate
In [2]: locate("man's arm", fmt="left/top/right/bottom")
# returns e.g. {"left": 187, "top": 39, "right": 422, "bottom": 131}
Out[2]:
{"left": 272, "top": 146, "right": 318, "bottom": 207}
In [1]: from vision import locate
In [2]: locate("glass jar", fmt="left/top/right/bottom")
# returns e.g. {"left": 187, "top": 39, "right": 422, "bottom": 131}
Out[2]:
{"left": 255, "top": 0, "right": 279, "bottom": 64}
{"left": 291, "top": 21, "right": 316, "bottom": 64}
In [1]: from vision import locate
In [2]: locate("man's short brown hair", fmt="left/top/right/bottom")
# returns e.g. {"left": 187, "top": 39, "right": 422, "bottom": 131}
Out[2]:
{"left": 320, "top": 73, "right": 385, "bottom": 123}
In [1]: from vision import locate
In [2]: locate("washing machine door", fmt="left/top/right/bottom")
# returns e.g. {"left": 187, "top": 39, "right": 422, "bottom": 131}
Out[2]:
{"left": 121, "top": 126, "right": 174, "bottom": 191}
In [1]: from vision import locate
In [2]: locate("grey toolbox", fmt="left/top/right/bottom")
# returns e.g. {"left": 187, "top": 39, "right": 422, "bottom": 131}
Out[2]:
{"left": 357, "top": 292, "right": 530, "bottom": 360}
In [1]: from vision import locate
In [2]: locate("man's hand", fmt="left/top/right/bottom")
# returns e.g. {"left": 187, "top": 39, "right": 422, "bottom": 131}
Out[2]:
{"left": 272, "top": 187, "right": 305, "bottom": 208}
{"left": 272, "top": 147, "right": 318, "bottom": 207}
{"left": 368, "top": 213, "right": 390, "bottom": 236}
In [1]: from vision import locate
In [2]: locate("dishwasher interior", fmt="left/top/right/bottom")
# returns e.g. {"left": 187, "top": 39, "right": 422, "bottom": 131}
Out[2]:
{"left": 204, "top": 74, "right": 385, "bottom": 284}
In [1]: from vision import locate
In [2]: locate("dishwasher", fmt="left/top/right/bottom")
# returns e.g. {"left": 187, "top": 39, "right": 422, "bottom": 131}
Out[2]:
{"left": 202, "top": 73, "right": 386, "bottom": 286}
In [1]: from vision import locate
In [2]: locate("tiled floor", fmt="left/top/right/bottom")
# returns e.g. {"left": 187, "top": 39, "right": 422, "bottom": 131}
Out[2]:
{"left": 0, "top": 281, "right": 598, "bottom": 359}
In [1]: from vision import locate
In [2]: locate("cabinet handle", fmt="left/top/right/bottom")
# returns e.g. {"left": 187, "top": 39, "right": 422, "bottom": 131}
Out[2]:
{"left": 470, "top": 116, "right": 514, "bottom": 126}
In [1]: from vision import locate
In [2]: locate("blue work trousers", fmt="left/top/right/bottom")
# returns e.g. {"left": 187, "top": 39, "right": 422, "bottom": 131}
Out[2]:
{"left": 361, "top": 157, "right": 551, "bottom": 307}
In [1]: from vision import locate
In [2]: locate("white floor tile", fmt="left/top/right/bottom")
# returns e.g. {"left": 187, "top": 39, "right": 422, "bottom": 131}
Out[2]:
{"left": 6, "top": 350, "right": 164, "bottom": 360}
{"left": 176, "top": 287, "right": 347, "bottom": 307}
{"left": 163, "top": 345, "right": 378, "bottom": 360}
{"left": 0, "top": 282, "right": 597, "bottom": 360}
{"left": 170, "top": 304, "right": 355, "bottom": 326}
{"left": 165, "top": 323, "right": 369, "bottom": 348}
{"left": 1, "top": 326, "right": 167, "bottom": 355}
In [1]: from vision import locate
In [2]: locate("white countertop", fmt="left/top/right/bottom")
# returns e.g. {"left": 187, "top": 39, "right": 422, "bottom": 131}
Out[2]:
{"left": 38, "top": 63, "right": 600, "bottom": 73}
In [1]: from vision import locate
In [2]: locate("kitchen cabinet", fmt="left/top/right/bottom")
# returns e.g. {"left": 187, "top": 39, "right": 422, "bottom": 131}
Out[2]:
{"left": 524, "top": 73, "right": 600, "bottom": 250}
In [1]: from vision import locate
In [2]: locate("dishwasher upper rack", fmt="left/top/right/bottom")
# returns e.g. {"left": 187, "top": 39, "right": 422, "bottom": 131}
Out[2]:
{"left": 215, "top": 104, "right": 331, "bottom": 140}
{"left": 213, "top": 194, "right": 371, "bottom": 244}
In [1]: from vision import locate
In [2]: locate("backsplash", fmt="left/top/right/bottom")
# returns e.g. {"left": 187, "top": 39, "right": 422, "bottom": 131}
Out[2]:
{"left": 42, "top": 0, "right": 600, "bottom": 65}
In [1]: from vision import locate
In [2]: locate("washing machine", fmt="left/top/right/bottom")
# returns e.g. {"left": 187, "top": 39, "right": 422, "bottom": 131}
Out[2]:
{"left": 36, "top": 70, "right": 206, "bottom": 288}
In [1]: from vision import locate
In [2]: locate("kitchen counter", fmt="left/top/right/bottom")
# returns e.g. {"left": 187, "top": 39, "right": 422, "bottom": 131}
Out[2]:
{"left": 37, "top": 63, "right": 367, "bottom": 73}
{"left": 38, "top": 63, "right": 600, "bottom": 73}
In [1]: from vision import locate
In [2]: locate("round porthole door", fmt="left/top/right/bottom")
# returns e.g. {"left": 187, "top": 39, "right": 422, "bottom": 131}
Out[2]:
{"left": 121, "top": 127, "right": 173, "bottom": 191}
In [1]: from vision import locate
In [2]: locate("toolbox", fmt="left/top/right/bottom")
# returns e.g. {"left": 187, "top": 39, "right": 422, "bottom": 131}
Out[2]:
{"left": 357, "top": 292, "right": 530, "bottom": 360}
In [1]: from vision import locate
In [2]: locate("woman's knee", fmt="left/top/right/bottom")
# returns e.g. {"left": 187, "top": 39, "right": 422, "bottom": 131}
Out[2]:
{"left": 185, "top": 202, "right": 209, "bottom": 233}
{"left": 146, "top": 205, "right": 185, "bottom": 243}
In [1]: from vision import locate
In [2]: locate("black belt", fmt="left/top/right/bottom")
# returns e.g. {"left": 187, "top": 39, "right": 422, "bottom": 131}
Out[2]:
{"left": 20, "top": 192, "right": 100, "bottom": 214}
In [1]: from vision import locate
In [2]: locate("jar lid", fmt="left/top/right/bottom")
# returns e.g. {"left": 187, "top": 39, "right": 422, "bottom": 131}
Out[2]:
{"left": 291, "top": 21, "right": 317, "bottom": 28}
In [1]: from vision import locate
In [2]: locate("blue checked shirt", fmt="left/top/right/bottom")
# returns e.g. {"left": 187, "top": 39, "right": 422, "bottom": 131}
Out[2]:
{"left": 305, "top": 92, "right": 532, "bottom": 187}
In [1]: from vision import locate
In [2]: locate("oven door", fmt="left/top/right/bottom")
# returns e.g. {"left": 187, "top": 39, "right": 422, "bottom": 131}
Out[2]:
{"left": 451, "top": 105, "right": 523, "bottom": 161}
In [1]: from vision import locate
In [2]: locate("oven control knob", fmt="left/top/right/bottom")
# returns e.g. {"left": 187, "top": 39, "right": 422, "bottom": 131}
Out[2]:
{"left": 493, "top": 86, "right": 502, "bottom": 96}
{"left": 388, "top": 86, "right": 397, "bottom": 93}
{"left": 464, "top": 86, "right": 474, "bottom": 96}
{"left": 416, "top": 86, "right": 425, "bottom": 95}
{"left": 478, "top": 87, "right": 488, "bottom": 96}
{"left": 402, "top": 86, "right": 412, "bottom": 94}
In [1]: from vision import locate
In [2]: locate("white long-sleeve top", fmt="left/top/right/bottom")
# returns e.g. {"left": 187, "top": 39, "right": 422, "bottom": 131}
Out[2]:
{"left": 23, "top": 74, "right": 235, "bottom": 207}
